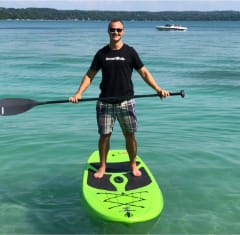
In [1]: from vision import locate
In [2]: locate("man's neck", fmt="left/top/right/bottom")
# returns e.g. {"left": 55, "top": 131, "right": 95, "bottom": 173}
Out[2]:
{"left": 109, "top": 41, "right": 124, "bottom": 50}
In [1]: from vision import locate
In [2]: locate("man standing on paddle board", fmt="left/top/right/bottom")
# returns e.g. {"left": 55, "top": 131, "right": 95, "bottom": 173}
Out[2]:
{"left": 70, "top": 19, "right": 169, "bottom": 178}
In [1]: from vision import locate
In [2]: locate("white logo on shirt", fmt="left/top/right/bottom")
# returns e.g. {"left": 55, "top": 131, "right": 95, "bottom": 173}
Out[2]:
{"left": 106, "top": 57, "right": 125, "bottom": 61}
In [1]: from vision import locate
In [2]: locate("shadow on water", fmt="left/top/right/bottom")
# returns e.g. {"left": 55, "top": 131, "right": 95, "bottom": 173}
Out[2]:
{"left": 86, "top": 215, "right": 160, "bottom": 234}
{"left": 24, "top": 174, "right": 99, "bottom": 234}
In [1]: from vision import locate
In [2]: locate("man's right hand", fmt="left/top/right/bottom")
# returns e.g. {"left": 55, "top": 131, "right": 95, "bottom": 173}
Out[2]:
{"left": 69, "top": 94, "right": 81, "bottom": 103}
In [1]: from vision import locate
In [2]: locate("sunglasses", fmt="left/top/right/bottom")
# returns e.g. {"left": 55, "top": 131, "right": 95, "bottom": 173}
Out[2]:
{"left": 109, "top": 28, "right": 123, "bottom": 33}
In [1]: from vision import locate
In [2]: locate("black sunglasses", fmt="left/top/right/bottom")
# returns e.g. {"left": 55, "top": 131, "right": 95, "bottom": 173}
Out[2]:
{"left": 109, "top": 28, "right": 123, "bottom": 33}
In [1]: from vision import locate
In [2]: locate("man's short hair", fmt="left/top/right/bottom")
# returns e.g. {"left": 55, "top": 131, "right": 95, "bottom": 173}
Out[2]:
{"left": 108, "top": 19, "right": 124, "bottom": 31}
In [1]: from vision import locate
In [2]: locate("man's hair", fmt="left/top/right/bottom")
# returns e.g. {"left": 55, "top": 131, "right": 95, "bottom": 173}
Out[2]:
{"left": 108, "top": 19, "right": 124, "bottom": 31}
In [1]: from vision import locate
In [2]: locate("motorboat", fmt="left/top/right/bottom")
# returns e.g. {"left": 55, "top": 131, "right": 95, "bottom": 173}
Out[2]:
{"left": 156, "top": 24, "right": 188, "bottom": 31}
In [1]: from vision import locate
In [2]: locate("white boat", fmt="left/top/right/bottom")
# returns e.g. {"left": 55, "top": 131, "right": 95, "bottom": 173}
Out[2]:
{"left": 156, "top": 24, "right": 188, "bottom": 31}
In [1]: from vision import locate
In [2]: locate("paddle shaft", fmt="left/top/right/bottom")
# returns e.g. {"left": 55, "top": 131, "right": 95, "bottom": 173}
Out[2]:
{"left": 37, "top": 90, "right": 185, "bottom": 105}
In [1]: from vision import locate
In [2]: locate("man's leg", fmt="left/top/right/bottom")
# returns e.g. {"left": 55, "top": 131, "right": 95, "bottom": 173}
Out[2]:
{"left": 124, "top": 132, "right": 142, "bottom": 177}
{"left": 94, "top": 133, "right": 111, "bottom": 178}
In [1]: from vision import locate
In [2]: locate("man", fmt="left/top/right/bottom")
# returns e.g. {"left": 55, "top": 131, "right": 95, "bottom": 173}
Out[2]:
{"left": 70, "top": 19, "right": 169, "bottom": 178}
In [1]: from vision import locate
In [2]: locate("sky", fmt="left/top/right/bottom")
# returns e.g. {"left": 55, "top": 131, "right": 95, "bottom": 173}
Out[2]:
{"left": 1, "top": 0, "right": 240, "bottom": 11}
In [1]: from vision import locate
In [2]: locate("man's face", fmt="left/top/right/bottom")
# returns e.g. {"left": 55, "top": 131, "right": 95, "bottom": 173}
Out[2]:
{"left": 108, "top": 21, "right": 124, "bottom": 42}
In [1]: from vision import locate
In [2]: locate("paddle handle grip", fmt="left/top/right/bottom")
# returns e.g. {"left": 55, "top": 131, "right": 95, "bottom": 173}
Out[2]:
{"left": 170, "top": 89, "right": 185, "bottom": 98}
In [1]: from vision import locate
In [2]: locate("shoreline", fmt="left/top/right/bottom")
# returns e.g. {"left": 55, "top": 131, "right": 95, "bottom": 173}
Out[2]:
{"left": 1, "top": 8, "right": 240, "bottom": 21}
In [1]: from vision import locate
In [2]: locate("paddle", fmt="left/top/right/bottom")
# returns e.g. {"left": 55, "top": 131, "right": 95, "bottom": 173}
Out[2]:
{"left": 0, "top": 90, "right": 185, "bottom": 116}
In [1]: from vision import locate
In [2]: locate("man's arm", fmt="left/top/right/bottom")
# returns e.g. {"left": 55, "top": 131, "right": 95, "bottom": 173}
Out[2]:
{"left": 138, "top": 66, "right": 170, "bottom": 98}
{"left": 69, "top": 69, "right": 97, "bottom": 103}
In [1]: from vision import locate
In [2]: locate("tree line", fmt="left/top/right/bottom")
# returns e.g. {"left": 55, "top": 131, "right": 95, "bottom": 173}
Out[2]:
{"left": 0, "top": 8, "right": 240, "bottom": 21}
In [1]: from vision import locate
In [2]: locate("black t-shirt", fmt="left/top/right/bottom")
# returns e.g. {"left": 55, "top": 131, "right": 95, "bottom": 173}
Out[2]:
{"left": 90, "top": 44, "right": 144, "bottom": 101}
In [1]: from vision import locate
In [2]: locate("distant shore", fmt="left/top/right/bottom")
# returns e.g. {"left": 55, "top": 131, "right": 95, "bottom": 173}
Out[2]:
{"left": 0, "top": 8, "right": 240, "bottom": 21}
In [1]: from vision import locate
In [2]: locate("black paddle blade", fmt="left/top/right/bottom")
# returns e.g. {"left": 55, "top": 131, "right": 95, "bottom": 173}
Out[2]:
{"left": 0, "top": 98, "right": 37, "bottom": 116}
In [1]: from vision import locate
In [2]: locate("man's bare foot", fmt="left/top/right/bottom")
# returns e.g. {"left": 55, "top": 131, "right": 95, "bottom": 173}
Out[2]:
{"left": 131, "top": 165, "right": 142, "bottom": 177}
{"left": 94, "top": 166, "right": 105, "bottom": 179}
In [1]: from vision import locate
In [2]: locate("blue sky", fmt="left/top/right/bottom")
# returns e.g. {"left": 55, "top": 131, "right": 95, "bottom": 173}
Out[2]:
{"left": 1, "top": 0, "right": 240, "bottom": 11}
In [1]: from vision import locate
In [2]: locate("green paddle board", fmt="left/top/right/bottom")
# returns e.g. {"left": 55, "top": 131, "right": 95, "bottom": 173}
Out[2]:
{"left": 82, "top": 150, "right": 164, "bottom": 224}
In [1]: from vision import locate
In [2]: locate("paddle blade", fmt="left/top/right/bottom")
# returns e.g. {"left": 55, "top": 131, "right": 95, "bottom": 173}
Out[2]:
{"left": 0, "top": 98, "right": 37, "bottom": 116}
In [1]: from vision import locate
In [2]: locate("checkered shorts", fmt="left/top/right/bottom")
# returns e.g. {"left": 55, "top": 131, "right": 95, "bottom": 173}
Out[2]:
{"left": 96, "top": 99, "right": 137, "bottom": 135}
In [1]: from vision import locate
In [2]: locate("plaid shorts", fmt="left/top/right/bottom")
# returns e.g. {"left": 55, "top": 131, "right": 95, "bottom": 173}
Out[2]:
{"left": 96, "top": 99, "right": 137, "bottom": 135}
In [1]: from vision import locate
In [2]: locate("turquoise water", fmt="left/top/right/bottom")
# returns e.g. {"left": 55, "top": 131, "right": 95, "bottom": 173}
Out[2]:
{"left": 0, "top": 20, "right": 240, "bottom": 234}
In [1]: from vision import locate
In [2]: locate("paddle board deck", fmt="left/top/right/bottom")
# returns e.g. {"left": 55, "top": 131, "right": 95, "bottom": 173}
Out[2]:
{"left": 82, "top": 150, "right": 164, "bottom": 224}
